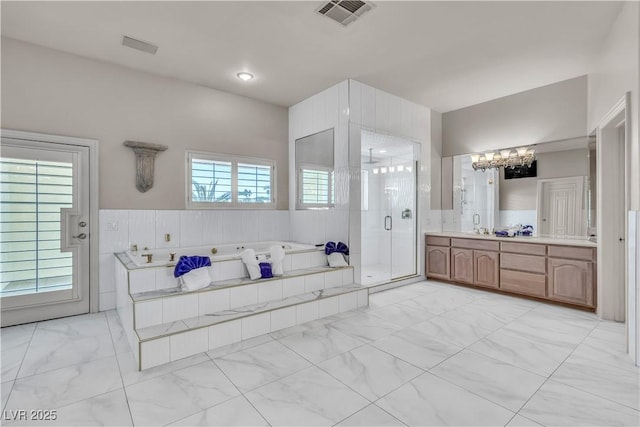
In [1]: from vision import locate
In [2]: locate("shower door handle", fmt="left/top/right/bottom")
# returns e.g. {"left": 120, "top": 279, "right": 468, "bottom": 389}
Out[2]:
{"left": 384, "top": 215, "right": 392, "bottom": 231}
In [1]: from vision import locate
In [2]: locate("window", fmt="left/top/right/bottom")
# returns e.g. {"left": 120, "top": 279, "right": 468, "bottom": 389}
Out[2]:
{"left": 187, "top": 151, "right": 274, "bottom": 208}
{"left": 298, "top": 165, "right": 334, "bottom": 208}
{"left": 295, "top": 128, "right": 334, "bottom": 209}
{"left": 0, "top": 158, "right": 73, "bottom": 296}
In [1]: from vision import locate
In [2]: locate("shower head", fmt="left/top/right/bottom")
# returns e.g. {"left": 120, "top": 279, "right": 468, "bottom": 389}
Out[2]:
{"left": 363, "top": 148, "right": 378, "bottom": 164}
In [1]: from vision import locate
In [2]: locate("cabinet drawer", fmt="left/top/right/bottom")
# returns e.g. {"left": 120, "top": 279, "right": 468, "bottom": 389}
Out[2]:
{"left": 426, "top": 236, "right": 450, "bottom": 247}
{"left": 500, "top": 269, "right": 546, "bottom": 298}
{"left": 500, "top": 242, "right": 546, "bottom": 256}
{"left": 451, "top": 238, "right": 499, "bottom": 251}
{"left": 547, "top": 245, "right": 595, "bottom": 261}
{"left": 500, "top": 253, "right": 546, "bottom": 274}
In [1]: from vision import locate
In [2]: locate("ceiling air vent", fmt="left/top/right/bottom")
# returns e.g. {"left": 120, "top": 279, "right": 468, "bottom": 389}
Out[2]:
{"left": 316, "top": 0, "right": 374, "bottom": 26}
{"left": 122, "top": 36, "right": 158, "bottom": 55}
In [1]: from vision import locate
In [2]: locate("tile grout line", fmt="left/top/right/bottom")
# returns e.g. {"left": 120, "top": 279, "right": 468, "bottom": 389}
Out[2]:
{"left": 330, "top": 402, "right": 406, "bottom": 427}
{"left": 507, "top": 316, "right": 605, "bottom": 423}
{"left": 105, "top": 311, "right": 136, "bottom": 427}
{"left": 205, "top": 351, "right": 272, "bottom": 426}
{"left": 1, "top": 322, "right": 37, "bottom": 413}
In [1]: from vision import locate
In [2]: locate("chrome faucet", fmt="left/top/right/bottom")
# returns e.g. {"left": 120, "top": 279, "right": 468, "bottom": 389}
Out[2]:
{"left": 473, "top": 213, "right": 481, "bottom": 233}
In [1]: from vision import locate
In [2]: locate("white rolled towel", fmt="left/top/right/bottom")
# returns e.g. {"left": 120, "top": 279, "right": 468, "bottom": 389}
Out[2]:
{"left": 270, "top": 245, "right": 285, "bottom": 276}
{"left": 328, "top": 252, "right": 348, "bottom": 268}
{"left": 181, "top": 266, "right": 212, "bottom": 291}
{"left": 241, "top": 249, "right": 261, "bottom": 280}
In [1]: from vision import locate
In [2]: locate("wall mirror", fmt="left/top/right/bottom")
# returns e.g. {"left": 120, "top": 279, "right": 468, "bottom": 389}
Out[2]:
{"left": 441, "top": 136, "right": 596, "bottom": 238}
{"left": 295, "top": 128, "right": 334, "bottom": 210}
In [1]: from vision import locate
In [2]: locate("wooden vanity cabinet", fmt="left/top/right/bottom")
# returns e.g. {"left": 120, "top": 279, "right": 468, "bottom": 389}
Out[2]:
{"left": 451, "top": 248, "right": 474, "bottom": 284}
{"left": 425, "top": 236, "right": 450, "bottom": 280}
{"left": 547, "top": 246, "right": 596, "bottom": 307}
{"left": 499, "top": 242, "right": 547, "bottom": 298}
{"left": 425, "top": 234, "right": 597, "bottom": 309}
{"left": 451, "top": 239, "right": 499, "bottom": 287}
{"left": 426, "top": 246, "right": 450, "bottom": 280}
{"left": 474, "top": 250, "right": 500, "bottom": 289}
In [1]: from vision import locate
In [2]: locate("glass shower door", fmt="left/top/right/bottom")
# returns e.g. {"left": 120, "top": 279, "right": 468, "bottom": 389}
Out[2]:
{"left": 389, "top": 157, "right": 417, "bottom": 279}
{"left": 361, "top": 131, "right": 418, "bottom": 286}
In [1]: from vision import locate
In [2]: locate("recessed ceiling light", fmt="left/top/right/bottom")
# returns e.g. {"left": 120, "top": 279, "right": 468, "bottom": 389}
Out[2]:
{"left": 379, "top": 150, "right": 387, "bottom": 153}
{"left": 236, "top": 72, "right": 254, "bottom": 81}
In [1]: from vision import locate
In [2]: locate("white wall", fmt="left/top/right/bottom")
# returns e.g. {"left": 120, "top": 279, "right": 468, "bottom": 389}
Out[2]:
{"left": 587, "top": 0, "right": 639, "bottom": 364}
{"left": 1, "top": 38, "right": 289, "bottom": 210}
{"left": 442, "top": 76, "right": 588, "bottom": 157}
{"left": 1, "top": 38, "right": 292, "bottom": 311}
{"left": 588, "top": 0, "right": 639, "bottom": 211}
{"left": 428, "top": 111, "right": 443, "bottom": 231}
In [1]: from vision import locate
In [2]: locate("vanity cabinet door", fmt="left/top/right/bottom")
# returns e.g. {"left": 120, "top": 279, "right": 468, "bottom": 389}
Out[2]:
{"left": 451, "top": 248, "right": 474, "bottom": 284}
{"left": 547, "top": 258, "right": 594, "bottom": 307}
{"left": 474, "top": 250, "right": 499, "bottom": 289}
{"left": 426, "top": 246, "right": 450, "bottom": 280}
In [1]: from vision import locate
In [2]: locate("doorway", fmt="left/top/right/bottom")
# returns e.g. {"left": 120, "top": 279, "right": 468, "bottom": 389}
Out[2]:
{"left": 536, "top": 176, "right": 584, "bottom": 237}
{"left": 1, "top": 131, "right": 97, "bottom": 326}
{"left": 596, "top": 93, "right": 632, "bottom": 360}
{"left": 360, "top": 130, "right": 418, "bottom": 286}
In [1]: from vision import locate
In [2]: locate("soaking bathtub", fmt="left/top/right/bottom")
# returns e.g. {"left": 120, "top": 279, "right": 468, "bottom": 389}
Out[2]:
{"left": 124, "top": 241, "right": 319, "bottom": 267}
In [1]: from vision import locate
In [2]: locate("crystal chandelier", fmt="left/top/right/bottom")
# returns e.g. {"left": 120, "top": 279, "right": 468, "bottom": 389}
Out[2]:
{"left": 470, "top": 146, "right": 536, "bottom": 172}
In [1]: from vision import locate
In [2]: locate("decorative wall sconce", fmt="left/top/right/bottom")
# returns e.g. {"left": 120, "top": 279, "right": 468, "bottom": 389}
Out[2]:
{"left": 123, "top": 140, "right": 168, "bottom": 192}
{"left": 470, "top": 146, "right": 535, "bottom": 172}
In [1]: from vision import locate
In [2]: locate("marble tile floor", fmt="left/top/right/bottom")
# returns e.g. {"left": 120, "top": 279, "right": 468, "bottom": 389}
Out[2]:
{"left": 1, "top": 281, "right": 638, "bottom": 426}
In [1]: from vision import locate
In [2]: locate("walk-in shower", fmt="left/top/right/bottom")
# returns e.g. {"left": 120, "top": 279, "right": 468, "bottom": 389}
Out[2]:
{"left": 360, "top": 130, "right": 419, "bottom": 286}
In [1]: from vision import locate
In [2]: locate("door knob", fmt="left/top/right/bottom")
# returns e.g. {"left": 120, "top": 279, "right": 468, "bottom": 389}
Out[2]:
{"left": 73, "top": 233, "right": 87, "bottom": 240}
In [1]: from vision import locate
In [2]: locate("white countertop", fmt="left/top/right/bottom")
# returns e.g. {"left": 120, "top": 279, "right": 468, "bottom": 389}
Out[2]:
{"left": 425, "top": 231, "right": 597, "bottom": 247}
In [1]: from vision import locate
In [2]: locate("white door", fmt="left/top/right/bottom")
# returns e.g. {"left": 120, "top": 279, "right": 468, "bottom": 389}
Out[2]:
{"left": 1, "top": 137, "right": 91, "bottom": 326}
{"left": 537, "top": 177, "right": 584, "bottom": 237}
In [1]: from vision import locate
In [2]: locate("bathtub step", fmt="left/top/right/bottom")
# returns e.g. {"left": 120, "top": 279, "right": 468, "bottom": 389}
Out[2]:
{"left": 131, "top": 265, "right": 354, "bottom": 302}
{"left": 132, "top": 266, "right": 355, "bottom": 330}
{"left": 134, "top": 284, "right": 369, "bottom": 370}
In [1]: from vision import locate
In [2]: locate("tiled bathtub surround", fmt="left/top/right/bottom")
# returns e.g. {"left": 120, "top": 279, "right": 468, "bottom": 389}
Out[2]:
{"left": 114, "top": 243, "right": 365, "bottom": 370}
{"left": 99, "top": 209, "right": 291, "bottom": 310}
{"left": 2, "top": 282, "right": 637, "bottom": 426}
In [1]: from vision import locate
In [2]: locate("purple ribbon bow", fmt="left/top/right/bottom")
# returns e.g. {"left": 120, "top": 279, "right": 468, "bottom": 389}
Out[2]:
{"left": 325, "top": 241, "right": 349, "bottom": 256}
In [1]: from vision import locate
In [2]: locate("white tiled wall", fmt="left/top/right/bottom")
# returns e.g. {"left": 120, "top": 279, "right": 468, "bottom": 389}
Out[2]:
{"left": 347, "top": 80, "right": 432, "bottom": 284}
{"left": 99, "top": 209, "right": 290, "bottom": 310}
{"left": 208, "top": 320, "right": 241, "bottom": 350}
{"left": 241, "top": 312, "right": 271, "bottom": 339}
{"left": 288, "top": 81, "right": 351, "bottom": 247}
{"left": 169, "top": 329, "right": 208, "bottom": 362}
{"left": 270, "top": 306, "right": 297, "bottom": 331}
{"left": 140, "top": 337, "right": 170, "bottom": 370}
{"left": 296, "top": 301, "right": 319, "bottom": 324}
